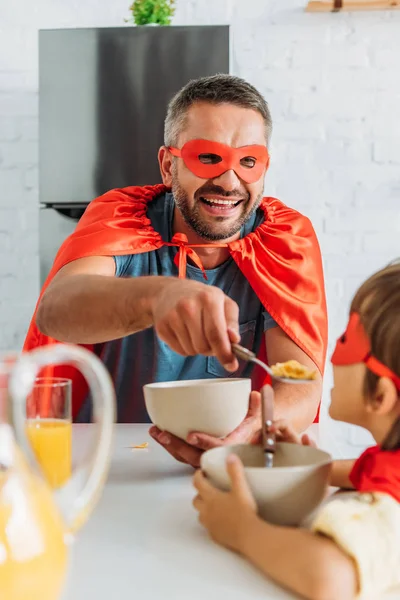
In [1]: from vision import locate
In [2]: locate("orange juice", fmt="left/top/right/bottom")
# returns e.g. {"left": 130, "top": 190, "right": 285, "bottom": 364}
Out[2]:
{"left": 0, "top": 467, "right": 68, "bottom": 600}
{"left": 26, "top": 419, "right": 72, "bottom": 488}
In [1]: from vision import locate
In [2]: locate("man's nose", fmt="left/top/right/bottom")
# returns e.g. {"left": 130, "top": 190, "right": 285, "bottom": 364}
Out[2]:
{"left": 212, "top": 169, "right": 242, "bottom": 191}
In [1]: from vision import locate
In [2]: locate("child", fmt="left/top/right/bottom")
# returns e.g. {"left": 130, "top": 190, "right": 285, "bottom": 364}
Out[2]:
{"left": 193, "top": 262, "right": 400, "bottom": 600}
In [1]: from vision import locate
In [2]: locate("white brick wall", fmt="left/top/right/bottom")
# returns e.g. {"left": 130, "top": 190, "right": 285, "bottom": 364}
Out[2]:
{"left": 1, "top": 0, "right": 399, "bottom": 454}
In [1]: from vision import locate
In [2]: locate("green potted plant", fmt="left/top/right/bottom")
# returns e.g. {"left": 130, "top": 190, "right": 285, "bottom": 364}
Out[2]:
{"left": 126, "top": 0, "right": 176, "bottom": 26}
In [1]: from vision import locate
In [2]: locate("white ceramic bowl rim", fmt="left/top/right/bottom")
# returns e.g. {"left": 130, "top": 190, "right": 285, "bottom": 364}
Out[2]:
{"left": 143, "top": 378, "right": 249, "bottom": 389}
{"left": 203, "top": 443, "right": 332, "bottom": 473}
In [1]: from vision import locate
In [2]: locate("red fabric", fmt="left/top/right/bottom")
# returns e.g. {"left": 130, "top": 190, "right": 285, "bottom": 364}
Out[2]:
{"left": 168, "top": 139, "right": 270, "bottom": 184}
{"left": 331, "top": 313, "right": 370, "bottom": 366}
{"left": 350, "top": 445, "right": 400, "bottom": 502}
{"left": 23, "top": 184, "right": 327, "bottom": 421}
{"left": 331, "top": 313, "right": 400, "bottom": 390}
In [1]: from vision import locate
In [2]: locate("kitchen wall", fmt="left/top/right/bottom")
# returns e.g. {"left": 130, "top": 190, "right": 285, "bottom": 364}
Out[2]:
{"left": 1, "top": 0, "right": 399, "bottom": 454}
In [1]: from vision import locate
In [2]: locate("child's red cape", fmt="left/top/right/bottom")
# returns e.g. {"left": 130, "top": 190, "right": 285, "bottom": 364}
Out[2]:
{"left": 23, "top": 184, "right": 327, "bottom": 421}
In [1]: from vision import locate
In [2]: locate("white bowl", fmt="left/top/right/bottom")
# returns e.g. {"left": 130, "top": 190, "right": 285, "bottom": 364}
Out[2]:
{"left": 201, "top": 442, "right": 332, "bottom": 526}
{"left": 143, "top": 378, "right": 251, "bottom": 441}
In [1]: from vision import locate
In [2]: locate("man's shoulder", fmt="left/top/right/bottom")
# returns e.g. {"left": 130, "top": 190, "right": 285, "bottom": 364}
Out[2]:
{"left": 79, "top": 184, "right": 169, "bottom": 231}
{"left": 260, "top": 196, "right": 311, "bottom": 221}
{"left": 259, "top": 196, "right": 316, "bottom": 237}
{"left": 92, "top": 184, "right": 169, "bottom": 206}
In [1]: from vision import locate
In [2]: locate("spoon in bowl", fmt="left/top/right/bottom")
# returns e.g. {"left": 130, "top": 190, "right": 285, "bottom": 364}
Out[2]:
{"left": 232, "top": 343, "right": 318, "bottom": 468}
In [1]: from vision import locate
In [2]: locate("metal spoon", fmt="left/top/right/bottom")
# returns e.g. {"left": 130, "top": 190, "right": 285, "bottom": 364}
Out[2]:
{"left": 261, "top": 384, "right": 275, "bottom": 468}
{"left": 231, "top": 343, "right": 318, "bottom": 385}
{"left": 232, "top": 343, "right": 317, "bottom": 468}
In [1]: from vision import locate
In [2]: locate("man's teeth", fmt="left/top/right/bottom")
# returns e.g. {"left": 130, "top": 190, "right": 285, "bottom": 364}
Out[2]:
{"left": 204, "top": 198, "right": 239, "bottom": 205}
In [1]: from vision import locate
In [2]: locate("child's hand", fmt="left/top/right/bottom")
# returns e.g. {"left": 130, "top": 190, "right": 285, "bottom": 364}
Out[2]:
{"left": 193, "top": 454, "right": 257, "bottom": 553}
{"left": 272, "top": 419, "right": 317, "bottom": 447}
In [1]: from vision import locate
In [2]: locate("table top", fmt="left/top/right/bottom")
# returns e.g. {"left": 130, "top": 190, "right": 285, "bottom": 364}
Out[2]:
{"left": 61, "top": 424, "right": 397, "bottom": 600}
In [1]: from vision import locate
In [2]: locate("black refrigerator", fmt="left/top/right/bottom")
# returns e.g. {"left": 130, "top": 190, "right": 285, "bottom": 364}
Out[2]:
{"left": 39, "top": 25, "right": 230, "bottom": 284}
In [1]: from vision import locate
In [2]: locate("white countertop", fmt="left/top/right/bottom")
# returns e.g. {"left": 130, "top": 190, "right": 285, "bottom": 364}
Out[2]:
{"left": 60, "top": 424, "right": 397, "bottom": 600}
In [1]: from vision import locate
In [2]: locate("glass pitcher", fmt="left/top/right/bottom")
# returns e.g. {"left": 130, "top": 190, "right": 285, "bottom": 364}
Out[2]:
{"left": 0, "top": 344, "right": 115, "bottom": 600}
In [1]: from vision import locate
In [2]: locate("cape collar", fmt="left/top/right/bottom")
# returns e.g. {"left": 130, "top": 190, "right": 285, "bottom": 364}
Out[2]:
{"left": 140, "top": 186, "right": 272, "bottom": 278}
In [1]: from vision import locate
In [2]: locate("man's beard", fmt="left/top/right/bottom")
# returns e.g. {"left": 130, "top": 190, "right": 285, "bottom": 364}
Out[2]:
{"left": 171, "top": 171, "right": 263, "bottom": 242}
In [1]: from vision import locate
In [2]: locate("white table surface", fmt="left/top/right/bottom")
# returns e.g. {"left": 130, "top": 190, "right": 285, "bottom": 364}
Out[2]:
{"left": 61, "top": 424, "right": 397, "bottom": 600}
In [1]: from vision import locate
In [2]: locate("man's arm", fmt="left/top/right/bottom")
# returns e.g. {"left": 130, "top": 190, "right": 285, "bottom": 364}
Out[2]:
{"left": 36, "top": 256, "right": 240, "bottom": 368}
{"left": 37, "top": 256, "right": 161, "bottom": 343}
{"left": 266, "top": 327, "right": 322, "bottom": 432}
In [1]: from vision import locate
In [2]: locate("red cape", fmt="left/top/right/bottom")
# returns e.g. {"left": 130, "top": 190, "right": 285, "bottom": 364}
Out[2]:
{"left": 24, "top": 184, "right": 327, "bottom": 420}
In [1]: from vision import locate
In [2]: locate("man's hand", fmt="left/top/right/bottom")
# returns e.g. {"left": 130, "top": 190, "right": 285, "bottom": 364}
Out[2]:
{"left": 149, "top": 391, "right": 262, "bottom": 468}
{"left": 150, "top": 279, "right": 240, "bottom": 371}
{"left": 192, "top": 454, "right": 258, "bottom": 553}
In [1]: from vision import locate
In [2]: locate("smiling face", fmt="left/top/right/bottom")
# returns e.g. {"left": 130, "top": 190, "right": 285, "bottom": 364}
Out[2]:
{"left": 159, "top": 101, "right": 269, "bottom": 242}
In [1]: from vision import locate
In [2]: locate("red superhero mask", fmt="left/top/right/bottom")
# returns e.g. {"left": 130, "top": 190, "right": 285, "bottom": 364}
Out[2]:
{"left": 168, "top": 139, "right": 270, "bottom": 184}
{"left": 331, "top": 312, "right": 400, "bottom": 390}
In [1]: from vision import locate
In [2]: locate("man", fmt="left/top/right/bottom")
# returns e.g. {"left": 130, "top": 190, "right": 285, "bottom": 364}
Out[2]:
{"left": 24, "top": 74, "right": 327, "bottom": 467}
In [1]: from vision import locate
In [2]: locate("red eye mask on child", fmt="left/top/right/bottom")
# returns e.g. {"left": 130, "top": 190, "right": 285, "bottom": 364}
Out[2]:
{"left": 168, "top": 139, "right": 270, "bottom": 184}
{"left": 331, "top": 312, "right": 400, "bottom": 390}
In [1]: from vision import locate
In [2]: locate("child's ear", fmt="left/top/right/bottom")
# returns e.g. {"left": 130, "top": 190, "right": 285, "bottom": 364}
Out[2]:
{"left": 366, "top": 377, "right": 399, "bottom": 415}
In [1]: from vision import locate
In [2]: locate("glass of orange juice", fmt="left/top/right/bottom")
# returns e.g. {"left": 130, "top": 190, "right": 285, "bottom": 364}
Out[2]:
{"left": 26, "top": 377, "right": 72, "bottom": 489}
